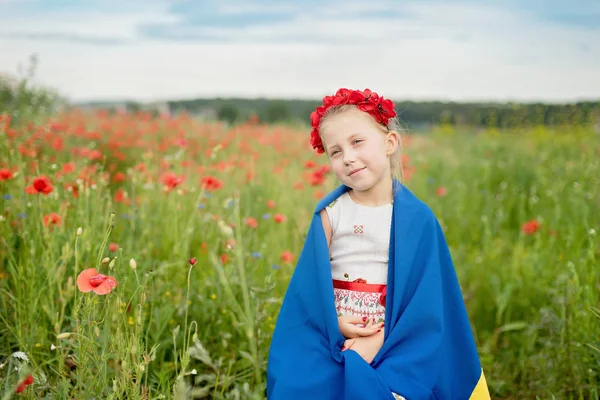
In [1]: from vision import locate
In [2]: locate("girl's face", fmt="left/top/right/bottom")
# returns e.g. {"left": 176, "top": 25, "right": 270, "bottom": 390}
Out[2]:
{"left": 320, "top": 108, "right": 396, "bottom": 195}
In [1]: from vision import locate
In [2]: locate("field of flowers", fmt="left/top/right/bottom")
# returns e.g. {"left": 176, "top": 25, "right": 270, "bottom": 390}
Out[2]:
{"left": 0, "top": 109, "right": 599, "bottom": 399}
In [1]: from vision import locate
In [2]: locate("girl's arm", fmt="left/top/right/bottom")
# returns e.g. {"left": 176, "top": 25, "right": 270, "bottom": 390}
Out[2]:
{"left": 319, "top": 209, "right": 332, "bottom": 248}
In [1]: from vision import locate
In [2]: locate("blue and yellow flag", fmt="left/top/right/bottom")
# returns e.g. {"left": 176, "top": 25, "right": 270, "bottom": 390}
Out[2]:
{"left": 267, "top": 181, "right": 490, "bottom": 399}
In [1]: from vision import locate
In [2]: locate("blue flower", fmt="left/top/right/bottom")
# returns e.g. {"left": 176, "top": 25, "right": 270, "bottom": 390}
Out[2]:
{"left": 252, "top": 252, "right": 262, "bottom": 258}
{"left": 2, "top": 194, "right": 12, "bottom": 200}
{"left": 427, "top": 177, "right": 435, "bottom": 184}
{"left": 17, "top": 213, "right": 27, "bottom": 219}
{"left": 197, "top": 203, "right": 206, "bottom": 209}
{"left": 271, "top": 264, "right": 280, "bottom": 270}
{"left": 262, "top": 213, "right": 271, "bottom": 219}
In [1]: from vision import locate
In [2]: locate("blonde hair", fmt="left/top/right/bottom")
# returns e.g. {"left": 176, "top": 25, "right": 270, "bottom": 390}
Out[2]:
{"left": 318, "top": 104, "right": 405, "bottom": 183}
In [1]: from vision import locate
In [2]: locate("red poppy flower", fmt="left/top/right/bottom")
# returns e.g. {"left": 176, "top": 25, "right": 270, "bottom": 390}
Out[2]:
{"left": 43, "top": 212, "right": 62, "bottom": 228}
{"left": 521, "top": 219, "right": 540, "bottom": 235}
{"left": 161, "top": 171, "right": 185, "bottom": 191}
{"left": 436, "top": 187, "right": 447, "bottom": 197}
{"left": 273, "top": 214, "right": 286, "bottom": 223}
{"left": 77, "top": 268, "right": 118, "bottom": 295}
{"left": 310, "top": 171, "right": 325, "bottom": 186}
{"left": 304, "top": 160, "right": 317, "bottom": 169}
{"left": 114, "top": 189, "right": 129, "bottom": 204}
{"left": 0, "top": 168, "right": 13, "bottom": 181}
{"left": 63, "top": 183, "right": 79, "bottom": 198}
{"left": 244, "top": 217, "right": 258, "bottom": 228}
{"left": 15, "top": 374, "right": 34, "bottom": 393}
{"left": 26, "top": 175, "right": 53, "bottom": 195}
{"left": 113, "top": 172, "right": 126, "bottom": 182}
{"left": 61, "top": 162, "right": 76, "bottom": 175}
{"left": 200, "top": 176, "right": 223, "bottom": 191}
{"left": 280, "top": 251, "right": 294, "bottom": 263}
{"left": 109, "top": 243, "right": 119, "bottom": 252}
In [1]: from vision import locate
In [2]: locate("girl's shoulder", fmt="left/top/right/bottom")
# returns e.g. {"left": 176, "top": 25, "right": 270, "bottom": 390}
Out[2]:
{"left": 325, "top": 191, "right": 349, "bottom": 210}
{"left": 314, "top": 184, "right": 348, "bottom": 214}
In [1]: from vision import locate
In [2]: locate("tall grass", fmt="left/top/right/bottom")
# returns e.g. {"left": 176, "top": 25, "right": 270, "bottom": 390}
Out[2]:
{"left": 0, "top": 99, "right": 599, "bottom": 398}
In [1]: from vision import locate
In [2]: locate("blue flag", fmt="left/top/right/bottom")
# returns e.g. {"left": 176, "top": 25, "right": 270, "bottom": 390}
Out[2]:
{"left": 267, "top": 181, "right": 490, "bottom": 399}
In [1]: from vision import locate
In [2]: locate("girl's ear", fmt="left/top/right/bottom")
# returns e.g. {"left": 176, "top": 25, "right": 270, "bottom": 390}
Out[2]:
{"left": 385, "top": 131, "right": 400, "bottom": 156}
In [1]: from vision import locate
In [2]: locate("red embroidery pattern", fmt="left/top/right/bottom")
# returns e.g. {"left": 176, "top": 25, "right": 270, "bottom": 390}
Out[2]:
{"left": 353, "top": 225, "right": 364, "bottom": 234}
{"left": 334, "top": 288, "right": 386, "bottom": 323}
{"left": 336, "top": 305, "right": 386, "bottom": 318}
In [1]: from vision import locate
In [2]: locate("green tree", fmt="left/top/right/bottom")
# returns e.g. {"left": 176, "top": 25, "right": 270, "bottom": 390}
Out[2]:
{"left": 1, "top": 54, "right": 63, "bottom": 123}
{"left": 262, "top": 100, "right": 292, "bottom": 123}
{"left": 217, "top": 103, "right": 239, "bottom": 124}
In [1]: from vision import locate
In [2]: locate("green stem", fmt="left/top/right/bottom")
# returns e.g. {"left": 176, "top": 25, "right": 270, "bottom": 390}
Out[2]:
{"left": 96, "top": 212, "right": 115, "bottom": 266}
{"left": 232, "top": 192, "right": 260, "bottom": 386}
{"left": 181, "top": 262, "right": 195, "bottom": 375}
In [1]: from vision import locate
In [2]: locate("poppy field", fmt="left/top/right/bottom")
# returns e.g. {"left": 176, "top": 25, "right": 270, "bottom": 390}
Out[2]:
{"left": 0, "top": 109, "right": 599, "bottom": 399}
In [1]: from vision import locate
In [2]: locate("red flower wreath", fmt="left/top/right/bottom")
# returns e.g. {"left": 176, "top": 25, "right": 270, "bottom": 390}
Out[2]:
{"left": 309, "top": 88, "right": 397, "bottom": 154}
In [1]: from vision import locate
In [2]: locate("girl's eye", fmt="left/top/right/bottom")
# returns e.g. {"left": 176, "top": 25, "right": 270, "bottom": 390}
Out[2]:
{"left": 353, "top": 139, "right": 362, "bottom": 145}
{"left": 330, "top": 150, "right": 340, "bottom": 156}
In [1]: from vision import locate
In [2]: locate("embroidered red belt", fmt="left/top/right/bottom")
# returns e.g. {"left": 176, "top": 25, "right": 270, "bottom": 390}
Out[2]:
{"left": 332, "top": 279, "right": 387, "bottom": 307}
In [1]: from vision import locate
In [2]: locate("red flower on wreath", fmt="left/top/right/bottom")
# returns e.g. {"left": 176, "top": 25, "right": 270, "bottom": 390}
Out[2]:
{"left": 309, "top": 88, "right": 397, "bottom": 154}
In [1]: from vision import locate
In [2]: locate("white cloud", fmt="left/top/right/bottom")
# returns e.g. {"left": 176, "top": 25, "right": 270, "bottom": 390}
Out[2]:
{"left": 0, "top": 1, "right": 598, "bottom": 102}
{"left": 0, "top": 3, "right": 177, "bottom": 41}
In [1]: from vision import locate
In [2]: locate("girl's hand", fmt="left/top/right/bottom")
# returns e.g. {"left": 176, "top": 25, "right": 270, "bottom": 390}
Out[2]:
{"left": 341, "top": 329, "right": 384, "bottom": 364}
{"left": 338, "top": 315, "right": 383, "bottom": 339}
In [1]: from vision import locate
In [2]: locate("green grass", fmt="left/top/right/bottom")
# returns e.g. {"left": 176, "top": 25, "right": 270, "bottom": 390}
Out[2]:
{"left": 0, "top": 111, "right": 599, "bottom": 399}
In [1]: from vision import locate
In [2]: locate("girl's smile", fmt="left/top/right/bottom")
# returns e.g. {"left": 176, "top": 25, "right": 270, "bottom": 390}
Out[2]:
{"left": 348, "top": 167, "right": 366, "bottom": 177}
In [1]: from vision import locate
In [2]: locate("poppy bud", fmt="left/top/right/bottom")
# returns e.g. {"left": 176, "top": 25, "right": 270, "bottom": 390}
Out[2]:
{"left": 129, "top": 258, "right": 137, "bottom": 270}
{"left": 76, "top": 227, "right": 83, "bottom": 236}
{"left": 189, "top": 258, "right": 197, "bottom": 266}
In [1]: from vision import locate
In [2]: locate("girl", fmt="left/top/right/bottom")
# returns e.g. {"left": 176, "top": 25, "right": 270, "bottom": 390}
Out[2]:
{"left": 267, "top": 88, "right": 490, "bottom": 400}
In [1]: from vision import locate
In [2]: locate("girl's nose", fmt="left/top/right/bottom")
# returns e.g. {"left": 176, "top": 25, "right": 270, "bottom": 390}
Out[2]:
{"left": 343, "top": 149, "right": 356, "bottom": 165}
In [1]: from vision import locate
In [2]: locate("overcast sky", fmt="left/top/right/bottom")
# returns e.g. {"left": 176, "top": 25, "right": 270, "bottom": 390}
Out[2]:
{"left": 1, "top": 0, "right": 599, "bottom": 103}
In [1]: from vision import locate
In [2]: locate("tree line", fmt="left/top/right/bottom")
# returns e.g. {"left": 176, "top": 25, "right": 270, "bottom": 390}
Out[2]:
{"left": 166, "top": 97, "right": 600, "bottom": 130}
